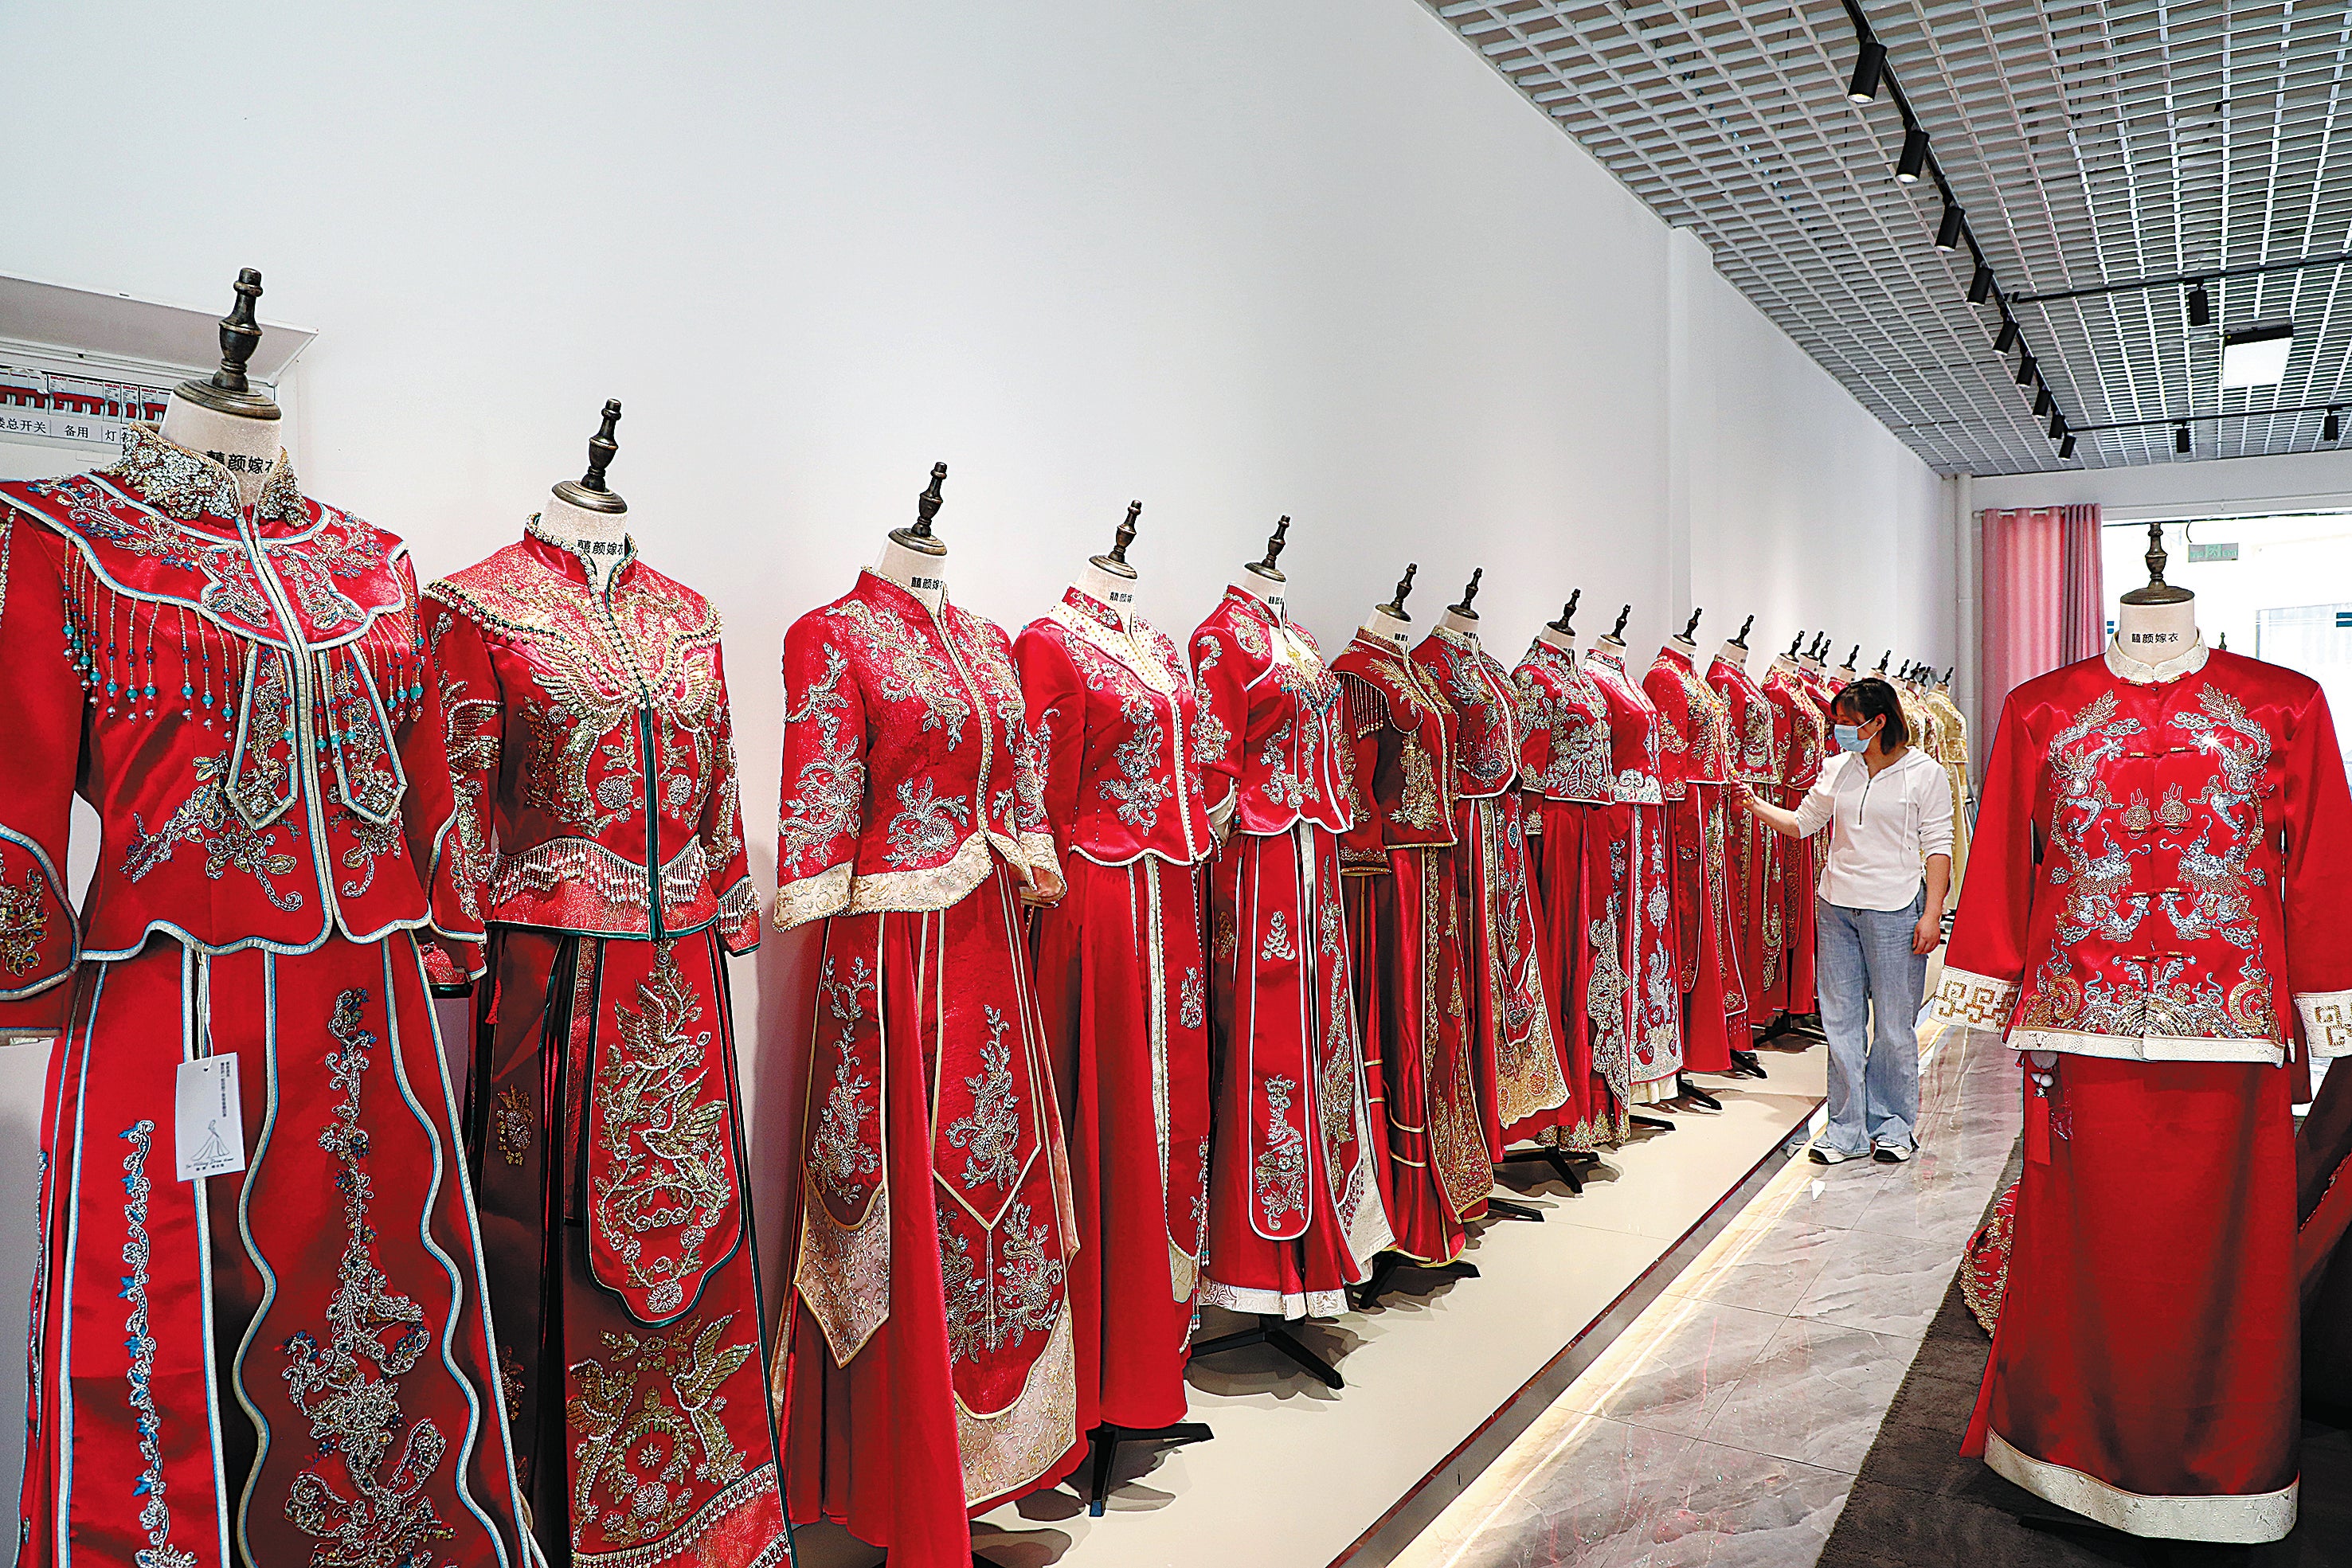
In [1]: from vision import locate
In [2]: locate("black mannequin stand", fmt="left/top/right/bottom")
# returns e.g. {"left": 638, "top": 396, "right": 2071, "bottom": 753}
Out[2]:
{"left": 1676, "top": 1074, "right": 1723, "bottom": 1112}
{"left": 1630, "top": 1111, "right": 1677, "bottom": 1132}
{"left": 1190, "top": 1314, "right": 1345, "bottom": 1390}
{"left": 1485, "top": 1192, "right": 1546, "bottom": 1222}
{"left": 1352, "top": 1251, "right": 1480, "bottom": 1309}
{"left": 1497, "top": 1144, "right": 1602, "bottom": 1195}
{"left": 1078, "top": 1420, "right": 1215, "bottom": 1516}
{"left": 1753, "top": 1010, "right": 1824, "bottom": 1046}
{"left": 1726, "top": 1047, "right": 1769, "bottom": 1080}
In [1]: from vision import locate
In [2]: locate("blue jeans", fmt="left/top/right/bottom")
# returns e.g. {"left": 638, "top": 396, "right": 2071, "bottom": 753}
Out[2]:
{"left": 1813, "top": 893, "right": 1927, "bottom": 1155}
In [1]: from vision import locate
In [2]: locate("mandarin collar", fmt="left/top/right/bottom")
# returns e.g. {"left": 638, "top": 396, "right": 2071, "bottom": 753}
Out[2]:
{"left": 112, "top": 422, "right": 307, "bottom": 532}
{"left": 2106, "top": 635, "right": 2209, "bottom": 686}
{"left": 523, "top": 514, "right": 639, "bottom": 588}
{"left": 1063, "top": 584, "right": 1127, "bottom": 632}
{"left": 1656, "top": 640, "right": 1696, "bottom": 671}
{"left": 1224, "top": 582, "right": 1282, "bottom": 624}
{"left": 862, "top": 566, "right": 951, "bottom": 620}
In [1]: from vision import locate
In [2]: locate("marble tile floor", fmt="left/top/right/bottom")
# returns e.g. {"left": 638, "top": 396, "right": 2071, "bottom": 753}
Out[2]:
{"left": 1393, "top": 1020, "right": 2023, "bottom": 1568}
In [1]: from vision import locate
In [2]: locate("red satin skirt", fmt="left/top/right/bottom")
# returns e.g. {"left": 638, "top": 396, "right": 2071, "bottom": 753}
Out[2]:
{"left": 1966, "top": 1054, "right": 2299, "bottom": 1543}
{"left": 1456, "top": 793, "right": 1573, "bottom": 1151}
{"left": 1665, "top": 786, "right": 1740, "bottom": 1073}
{"left": 1344, "top": 847, "right": 1482, "bottom": 1265}
{"left": 18, "top": 933, "right": 535, "bottom": 1568}
{"left": 1526, "top": 799, "right": 1626, "bottom": 1148}
{"left": 1031, "top": 854, "right": 1212, "bottom": 1434}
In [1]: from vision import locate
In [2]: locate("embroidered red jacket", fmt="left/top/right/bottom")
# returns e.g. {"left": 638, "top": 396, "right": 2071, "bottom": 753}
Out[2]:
{"left": 1331, "top": 633, "right": 1460, "bottom": 869}
{"left": 1582, "top": 647, "right": 1668, "bottom": 805}
{"left": 1644, "top": 643, "right": 1734, "bottom": 796}
{"left": 1412, "top": 626, "right": 1522, "bottom": 800}
{"left": 1187, "top": 586, "right": 1352, "bottom": 839}
{"left": 1763, "top": 662, "right": 1826, "bottom": 795}
{"left": 1014, "top": 587, "right": 1212, "bottom": 870}
{"left": 775, "top": 571, "right": 1057, "bottom": 931}
{"left": 1928, "top": 646, "right": 2352, "bottom": 1064}
{"left": 1512, "top": 639, "right": 1615, "bottom": 805}
{"left": 1708, "top": 653, "right": 1787, "bottom": 788}
{"left": 418, "top": 528, "right": 758, "bottom": 983}
{"left": 0, "top": 428, "right": 476, "bottom": 1032}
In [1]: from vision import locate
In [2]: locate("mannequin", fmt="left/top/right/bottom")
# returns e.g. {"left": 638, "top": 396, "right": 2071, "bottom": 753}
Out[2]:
{"left": 1667, "top": 607, "right": 1703, "bottom": 654}
{"left": 874, "top": 462, "right": 951, "bottom": 611}
{"left": 1437, "top": 568, "right": 1483, "bottom": 639}
{"left": 156, "top": 268, "right": 280, "bottom": 507}
{"left": 1074, "top": 500, "right": 1144, "bottom": 624}
{"left": 527, "top": 399, "right": 632, "bottom": 590}
{"left": 1360, "top": 565, "right": 1416, "bottom": 648}
{"left": 2113, "top": 521, "right": 2201, "bottom": 662}
{"left": 1537, "top": 590, "right": 1580, "bottom": 655}
{"left": 1714, "top": 613, "right": 1755, "bottom": 675}
{"left": 1231, "top": 517, "right": 1290, "bottom": 620}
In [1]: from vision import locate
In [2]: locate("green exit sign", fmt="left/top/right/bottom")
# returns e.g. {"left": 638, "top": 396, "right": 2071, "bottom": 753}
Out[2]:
{"left": 2187, "top": 542, "right": 2239, "bottom": 563}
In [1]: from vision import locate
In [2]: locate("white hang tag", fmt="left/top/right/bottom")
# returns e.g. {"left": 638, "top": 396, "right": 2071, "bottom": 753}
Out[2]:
{"left": 174, "top": 1055, "right": 247, "bottom": 1183}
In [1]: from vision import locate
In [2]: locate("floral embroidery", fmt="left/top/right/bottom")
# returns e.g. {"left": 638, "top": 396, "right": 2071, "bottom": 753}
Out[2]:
{"left": 1192, "top": 701, "right": 1231, "bottom": 767}
{"left": 939, "top": 1198, "right": 1066, "bottom": 1366}
{"left": 0, "top": 866, "right": 50, "bottom": 976}
{"left": 282, "top": 989, "right": 453, "bottom": 1567}
{"left": 492, "top": 1085, "right": 533, "bottom": 1167}
{"left": 498, "top": 1343, "right": 525, "bottom": 1426}
{"left": 826, "top": 598, "right": 970, "bottom": 746}
{"left": 1213, "top": 911, "right": 1237, "bottom": 963}
{"left": 1258, "top": 728, "right": 1308, "bottom": 810}
{"left": 124, "top": 753, "right": 303, "bottom": 912}
{"left": 945, "top": 1007, "right": 1023, "bottom": 1190}
{"left": 1177, "top": 967, "right": 1206, "bottom": 1030}
{"left": 884, "top": 776, "right": 972, "bottom": 866}
{"left": 593, "top": 944, "right": 737, "bottom": 1320}
{"left": 1260, "top": 911, "right": 1297, "bottom": 962}
{"left": 567, "top": 1315, "right": 756, "bottom": 1544}
{"left": 118, "top": 1119, "right": 198, "bottom": 1568}
{"left": 1254, "top": 1077, "right": 1307, "bottom": 1225}
{"left": 1395, "top": 734, "right": 1443, "bottom": 830}
{"left": 779, "top": 642, "right": 865, "bottom": 871}
{"left": 1100, "top": 696, "right": 1173, "bottom": 827}
{"left": 808, "top": 956, "right": 882, "bottom": 1204}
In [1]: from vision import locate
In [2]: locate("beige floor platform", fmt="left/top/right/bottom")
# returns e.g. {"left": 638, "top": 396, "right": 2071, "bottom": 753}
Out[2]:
{"left": 788, "top": 1042, "right": 1831, "bottom": 1567}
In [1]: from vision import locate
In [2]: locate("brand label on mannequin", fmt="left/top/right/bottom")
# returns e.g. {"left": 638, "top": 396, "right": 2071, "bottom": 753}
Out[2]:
{"left": 910, "top": 575, "right": 946, "bottom": 592}
{"left": 205, "top": 451, "right": 272, "bottom": 475}
{"left": 2124, "top": 629, "right": 2186, "bottom": 645}
{"left": 1107, "top": 588, "right": 1133, "bottom": 604}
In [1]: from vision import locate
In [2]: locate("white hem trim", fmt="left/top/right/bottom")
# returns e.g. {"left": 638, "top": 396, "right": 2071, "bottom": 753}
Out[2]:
{"left": 1985, "top": 1429, "right": 2295, "bottom": 1543}
{"left": 1196, "top": 1280, "right": 1350, "bottom": 1321}
{"left": 2001, "top": 1026, "right": 2284, "bottom": 1066}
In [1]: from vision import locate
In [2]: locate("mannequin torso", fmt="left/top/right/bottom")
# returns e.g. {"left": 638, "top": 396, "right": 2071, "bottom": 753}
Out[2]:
{"left": 876, "top": 536, "right": 949, "bottom": 612}
{"left": 534, "top": 491, "right": 632, "bottom": 590}
{"left": 1537, "top": 627, "right": 1575, "bottom": 655}
{"left": 1438, "top": 608, "right": 1478, "bottom": 639}
{"left": 1714, "top": 640, "right": 1749, "bottom": 675}
{"left": 157, "top": 392, "right": 279, "bottom": 509}
{"left": 2113, "top": 598, "right": 2199, "bottom": 659}
{"left": 1357, "top": 605, "right": 1411, "bottom": 650}
{"left": 1075, "top": 560, "right": 1138, "bottom": 625}
{"left": 1231, "top": 568, "right": 1286, "bottom": 622}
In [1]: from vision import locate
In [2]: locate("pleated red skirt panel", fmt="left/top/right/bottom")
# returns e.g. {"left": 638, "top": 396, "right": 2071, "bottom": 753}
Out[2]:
{"left": 1967, "top": 1055, "right": 2299, "bottom": 1542}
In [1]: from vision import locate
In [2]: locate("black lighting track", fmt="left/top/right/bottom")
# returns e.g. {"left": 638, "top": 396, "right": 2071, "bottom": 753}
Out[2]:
{"left": 2013, "top": 249, "right": 2352, "bottom": 307}
{"left": 2069, "top": 400, "right": 2344, "bottom": 436}
{"left": 1839, "top": 0, "right": 2076, "bottom": 459}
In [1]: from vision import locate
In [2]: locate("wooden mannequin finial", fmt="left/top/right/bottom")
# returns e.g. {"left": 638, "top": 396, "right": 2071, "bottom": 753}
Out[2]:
{"left": 1876, "top": 650, "right": 1891, "bottom": 673}
{"left": 1730, "top": 613, "right": 1754, "bottom": 649}
{"left": 1090, "top": 500, "right": 1141, "bottom": 579}
{"left": 1450, "top": 568, "right": 1482, "bottom": 620}
{"left": 1844, "top": 644, "right": 1861, "bottom": 668}
{"left": 1787, "top": 632, "right": 1806, "bottom": 658}
{"left": 1548, "top": 589, "right": 1582, "bottom": 635}
{"left": 1247, "top": 516, "right": 1290, "bottom": 581}
{"left": 2120, "top": 519, "right": 2194, "bottom": 604}
{"left": 174, "top": 267, "right": 280, "bottom": 420}
{"left": 1610, "top": 604, "right": 1633, "bottom": 642}
{"left": 553, "top": 398, "right": 628, "bottom": 514}
{"left": 1681, "top": 608, "right": 1704, "bottom": 640}
{"left": 1378, "top": 564, "right": 1417, "bottom": 620}
{"left": 889, "top": 462, "right": 950, "bottom": 556}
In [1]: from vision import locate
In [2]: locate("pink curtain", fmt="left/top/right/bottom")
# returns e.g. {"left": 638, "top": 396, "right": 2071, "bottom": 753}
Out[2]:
{"left": 1979, "top": 504, "right": 2104, "bottom": 736}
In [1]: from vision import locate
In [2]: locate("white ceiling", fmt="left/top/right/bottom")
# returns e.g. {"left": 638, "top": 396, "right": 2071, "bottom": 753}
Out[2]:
{"left": 1427, "top": 0, "right": 2352, "bottom": 475}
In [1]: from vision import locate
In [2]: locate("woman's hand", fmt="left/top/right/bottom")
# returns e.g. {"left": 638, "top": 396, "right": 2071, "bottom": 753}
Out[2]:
{"left": 1729, "top": 780, "right": 1756, "bottom": 812}
{"left": 1912, "top": 909, "right": 1944, "bottom": 956}
{"left": 1022, "top": 865, "right": 1067, "bottom": 908}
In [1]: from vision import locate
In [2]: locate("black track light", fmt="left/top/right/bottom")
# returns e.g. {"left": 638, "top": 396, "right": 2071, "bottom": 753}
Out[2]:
{"left": 1994, "top": 319, "right": 2019, "bottom": 354}
{"left": 2060, "top": 434, "right": 2078, "bottom": 459}
{"left": 1935, "top": 204, "right": 1966, "bottom": 251}
{"left": 2175, "top": 423, "right": 2191, "bottom": 454}
{"left": 1896, "top": 126, "right": 1930, "bottom": 184}
{"left": 2187, "top": 282, "right": 2212, "bottom": 327}
{"left": 1848, "top": 40, "right": 1887, "bottom": 104}
{"left": 2329, "top": 407, "right": 2343, "bottom": 443}
{"left": 2033, "top": 385, "right": 2053, "bottom": 416}
{"left": 2016, "top": 352, "right": 2037, "bottom": 386}
{"left": 2049, "top": 411, "right": 2067, "bottom": 440}
{"left": 1968, "top": 264, "right": 1995, "bottom": 304}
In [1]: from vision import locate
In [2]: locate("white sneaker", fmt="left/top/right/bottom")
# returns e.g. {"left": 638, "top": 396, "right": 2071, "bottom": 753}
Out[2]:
{"left": 1808, "top": 1144, "right": 1861, "bottom": 1164}
{"left": 1872, "top": 1144, "right": 1915, "bottom": 1163}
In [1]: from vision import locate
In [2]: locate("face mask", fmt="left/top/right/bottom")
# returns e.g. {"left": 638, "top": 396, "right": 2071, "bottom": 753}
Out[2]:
{"left": 1833, "top": 722, "right": 1870, "bottom": 753}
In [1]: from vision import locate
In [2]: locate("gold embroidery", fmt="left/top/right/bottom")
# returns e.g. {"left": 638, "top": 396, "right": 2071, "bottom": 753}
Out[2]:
{"left": 0, "top": 866, "right": 50, "bottom": 975}
{"left": 493, "top": 1085, "right": 533, "bottom": 1168}
{"left": 568, "top": 1315, "right": 756, "bottom": 1546}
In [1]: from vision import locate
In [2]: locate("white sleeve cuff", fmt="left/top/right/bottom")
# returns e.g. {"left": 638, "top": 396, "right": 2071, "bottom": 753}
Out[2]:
{"left": 1926, "top": 965, "right": 2021, "bottom": 1031}
{"left": 2297, "top": 991, "right": 2352, "bottom": 1060}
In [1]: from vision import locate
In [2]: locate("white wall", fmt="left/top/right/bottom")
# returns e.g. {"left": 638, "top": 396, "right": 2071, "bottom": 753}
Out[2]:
{"left": 0, "top": 0, "right": 1947, "bottom": 1523}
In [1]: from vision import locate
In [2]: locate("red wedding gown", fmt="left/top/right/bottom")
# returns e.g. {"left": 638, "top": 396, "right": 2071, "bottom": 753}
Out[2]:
{"left": 0, "top": 428, "right": 536, "bottom": 1568}
{"left": 775, "top": 571, "right": 1078, "bottom": 1568}
{"left": 1583, "top": 647, "right": 1684, "bottom": 1105}
{"left": 1927, "top": 643, "right": 2352, "bottom": 1543}
{"left": 1016, "top": 586, "right": 1215, "bottom": 1437}
{"left": 1644, "top": 643, "right": 1743, "bottom": 1077}
{"left": 420, "top": 526, "right": 785, "bottom": 1568}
